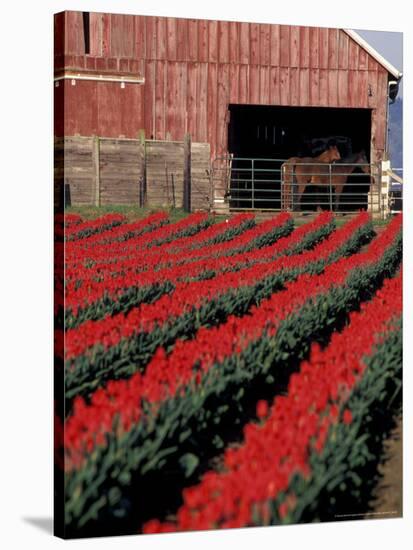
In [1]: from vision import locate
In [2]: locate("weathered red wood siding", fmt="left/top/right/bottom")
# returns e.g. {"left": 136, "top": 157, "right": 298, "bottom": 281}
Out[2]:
{"left": 55, "top": 11, "right": 391, "bottom": 161}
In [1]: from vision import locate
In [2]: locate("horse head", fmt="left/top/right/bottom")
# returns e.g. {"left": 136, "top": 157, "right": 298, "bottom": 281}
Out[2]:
{"left": 326, "top": 145, "right": 341, "bottom": 162}
{"left": 355, "top": 150, "right": 370, "bottom": 174}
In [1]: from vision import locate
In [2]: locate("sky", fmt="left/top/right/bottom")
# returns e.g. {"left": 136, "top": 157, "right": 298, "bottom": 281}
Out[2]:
{"left": 354, "top": 29, "right": 403, "bottom": 97}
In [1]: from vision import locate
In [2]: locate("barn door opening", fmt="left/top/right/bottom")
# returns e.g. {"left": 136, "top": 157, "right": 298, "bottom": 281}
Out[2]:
{"left": 227, "top": 105, "right": 372, "bottom": 211}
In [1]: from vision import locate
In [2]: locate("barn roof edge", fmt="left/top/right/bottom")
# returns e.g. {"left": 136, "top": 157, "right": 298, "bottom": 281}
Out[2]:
{"left": 343, "top": 29, "right": 402, "bottom": 80}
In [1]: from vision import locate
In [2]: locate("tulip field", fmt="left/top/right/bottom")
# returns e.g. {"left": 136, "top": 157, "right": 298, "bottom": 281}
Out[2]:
{"left": 56, "top": 209, "right": 402, "bottom": 538}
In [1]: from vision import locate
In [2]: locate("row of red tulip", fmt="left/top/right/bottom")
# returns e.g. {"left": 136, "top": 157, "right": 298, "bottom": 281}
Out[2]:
{"left": 65, "top": 212, "right": 211, "bottom": 264}
{"left": 64, "top": 212, "right": 366, "bottom": 358}
{"left": 66, "top": 212, "right": 168, "bottom": 253}
{"left": 64, "top": 213, "right": 255, "bottom": 284}
{"left": 65, "top": 213, "right": 291, "bottom": 284}
{"left": 63, "top": 213, "right": 83, "bottom": 227}
{"left": 63, "top": 214, "right": 401, "bottom": 469}
{"left": 143, "top": 269, "right": 402, "bottom": 533}
{"left": 63, "top": 212, "right": 314, "bottom": 317}
{"left": 64, "top": 213, "right": 126, "bottom": 241}
{"left": 63, "top": 212, "right": 351, "bottom": 357}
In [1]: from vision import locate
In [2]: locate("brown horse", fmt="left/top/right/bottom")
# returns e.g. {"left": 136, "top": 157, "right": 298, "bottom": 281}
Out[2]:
{"left": 313, "top": 150, "right": 370, "bottom": 209}
{"left": 281, "top": 145, "right": 341, "bottom": 210}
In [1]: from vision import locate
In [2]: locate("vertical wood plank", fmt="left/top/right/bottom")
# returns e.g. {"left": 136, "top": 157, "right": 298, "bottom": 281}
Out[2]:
{"left": 229, "top": 21, "right": 239, "bottom": 64}
{"left": 358, "top": 69, "right": 369, "bottom": 107}
{"left": 134, "top": 16, "right": 146, "bottom": 59}
{"left": 187, "top": 62, "right": 198, "bottom": 139}
{"left": 280, "top": 26, "right": 290, "bottom": 66}
{"left": 67, "top": 80, "right": 98, "bottom": 134}
{"left": 197, "top": 63, "right": 208, "bottom": 142}
{"left": 299, "top": 68, "right": 310, "bottom": 106}
{"left": 318, "top": 27, "right": 329, "bottom": 69}
{"left": 155, "top": 60, "right": 166, "bottom": 139}
{"left": 119, "top": 82, "right": 141, "bottom": 137}
{"left": 348, "top": 70, "right": 357, "bottom": 107}
{"left": 310, "top": 27, "right": 319, "bottom": 68}
{"left": 176, "top": 18, "right": 188, "bottom": 61}
{"left": 280, "top": 67, "right": 290, "bottom": 104}
{"left": 270, "top": 66, "right": 280, "bottom": 105}
{"left": 239, "top": 65, "right": 249, "bottom": 103}
{"left": 368, "top": 54, "right": 379, "bottom": 71}
{"left": 299, "top": 26, "right": 310, "bottom": 67}
{"left": 208, "top": 20, "right": 218, "bottom": 62}
{"left": 102, "top": 13, "right": 111, "bottom": 56}
{"left": 290, "top": 67, "right": 299, "bottom": 105}
{"left": 54, "top": 12, "right": 65, "bottom": 57}
{"left": 66, "top": 11, "right": 84, "bottom": 54}
{"left": 290, "top": 26, "right": 300, "bottom": 68}
{"left": 338, "top": 31, "right": 349, "bottom": 69}
{"left": 89, "top": 13, "right": 103, "bottom": 56}
{"left": 207, "top": 62, "right": 218, "bottom": 157}
{"left": 239, "top": 22, "right": 250, "bottom": 64}
{"left": 250, "top": 23, "right": 260, "bottom": 64}
{"left": 156, "top": 16, "right": 167, "bottom": 60}
{"left": 97, "top": 79, "right": 121, "bottom": 135}
{"left": 218, "top": 20, "right": 229, "bottom": 63}
{"left": 198, "top": 19, "right": 208, "bottom": 62}
{"left": 328, "top": 27, "right": 339, "bottom": 69}
{"left": 188, "top": 19, "right": 199, "bottom": 61}
{"left": 178, "top": 62, "right": 187, "bottom": 137}
{"left": 166, "top": 61, "right": 175, "bottom": 139}
{"left": 229, "top": 63, "right": 240, "bottom": 103}
{"left": 358, "top": 47, "right": 368, "bottom": 70}
{"left": 145, "top": 16, "right": 157, "bottom": 59}
{"left": 260, "top": 65, "right": 270, "bottom": 104}
{"left": 348, "top": 37, "right": 359, "bottom": 69}
{"left": 328, "top": 69, "right": 338, "bottom": 106}
{"left": 124, "top": 14, "right": 135, "bottom": 57}
{"left": 319, "top": 68, "right": 328, "bottom": 106}
{"left": 338, "top": 70, "right": 349, "bottom": 106}
{"left": 166, "top": 17, "right": 177, "bottom": 61}
{"left": 144, "top": 60, "right": 155, "bottom": 138}
{"left": 260, "top": 24, "right": 270, "bottom": 66}
{"left": 249, "top": 65, "right": 260, "bottom": 104}
{"left": 368, "top": 69, "right": 378, "bottom": 108}
{"left": 310, "top": 69, "right": 320, "bottom": 106}
{"left": 270, "top": 24, "right": 280, "bottom": 66}
{"left": 217, "top": 63, "right": 230, "bottom": 156}
{"left": 110, "top": 14, "right": 133, "bottom": 57}
{"left": 136, "top": 83, "right": 145, "bottom": 135}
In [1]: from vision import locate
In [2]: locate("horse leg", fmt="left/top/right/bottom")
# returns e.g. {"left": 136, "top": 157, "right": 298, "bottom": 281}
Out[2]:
{"left": 296, "top": 178, "right": 308, "bottom": 211}
{"left": 335, "top": 183, "right": 344, "bottom": 211}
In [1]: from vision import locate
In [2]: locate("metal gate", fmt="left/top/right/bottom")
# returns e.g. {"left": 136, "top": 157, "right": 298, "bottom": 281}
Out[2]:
{"left": 211, "top": 155, "right": 382, "bottom": 215}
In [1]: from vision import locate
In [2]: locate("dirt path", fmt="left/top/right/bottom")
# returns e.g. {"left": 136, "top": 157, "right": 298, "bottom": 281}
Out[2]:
{"left": 368, "top": 415, "right": 403, "bottom": 518}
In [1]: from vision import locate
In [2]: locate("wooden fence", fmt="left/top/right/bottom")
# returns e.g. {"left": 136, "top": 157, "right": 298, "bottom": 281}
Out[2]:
{"left": 54, "top": 134, "right": 212, "bottom": 211}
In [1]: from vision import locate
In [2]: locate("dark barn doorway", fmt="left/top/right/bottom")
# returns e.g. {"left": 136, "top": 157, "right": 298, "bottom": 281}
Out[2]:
{"left": 227, "top": 105, "right": 372, "bottom": 211}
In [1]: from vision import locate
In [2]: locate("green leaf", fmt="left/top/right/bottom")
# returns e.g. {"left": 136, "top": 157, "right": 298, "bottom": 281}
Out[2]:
{"left": 179, "top": 428, "right": 192, "bottom": 443}
{"left": 179, "top": 453, "right": 200, "bottom": 478}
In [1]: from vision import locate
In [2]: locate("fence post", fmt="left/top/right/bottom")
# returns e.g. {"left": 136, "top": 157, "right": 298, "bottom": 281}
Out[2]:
{"left": 251, "top": 158, "right": 255, "bottom": 209}
{"left": 92, "top": 135, "right": 100, "bottom": 207}
{"left": 329, "top": 163, "right": 333, "bottom": 211}
{"left": 379, "top": 160, "right": 386, "bottom": 220}
{"left": 138, "top": 129, "right": 146, "bottom": 207}
{"left": 183, "top": 133, "right": 191, "bottom": 212}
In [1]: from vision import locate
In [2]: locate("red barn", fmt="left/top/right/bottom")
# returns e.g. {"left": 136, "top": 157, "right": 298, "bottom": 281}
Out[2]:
{"left": 54, "top": 11, "right": 402, "bottom": 212}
